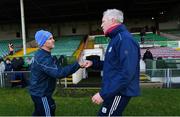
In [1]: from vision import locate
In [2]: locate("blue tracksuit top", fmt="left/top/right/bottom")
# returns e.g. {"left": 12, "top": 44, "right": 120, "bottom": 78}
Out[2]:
{"left": 92, "top": 24, "right": 140, "bottom": 100}
{"left": 29, "top": 49, "right": 80, "bottom": 97}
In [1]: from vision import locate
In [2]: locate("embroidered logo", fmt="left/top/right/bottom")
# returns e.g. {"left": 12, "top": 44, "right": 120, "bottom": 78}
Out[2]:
{"left": 102, "top": 107, "right": 107, "bottom": 113}
{"left": 124, "top": 50, "right": 128, "bottom": 55}
{"left": 108, "top": 47, "right": 112, "bottom": 53}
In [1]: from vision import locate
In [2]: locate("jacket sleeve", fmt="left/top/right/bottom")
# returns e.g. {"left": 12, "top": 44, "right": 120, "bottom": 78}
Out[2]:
{"left": 100, "top": 37, "right": 140, "bottom": 100}
{"left": 35, "top": 57, "right": 80, "bottom": 79}
{"left": 91, "top": 59, "right": 104, "bottom": 70}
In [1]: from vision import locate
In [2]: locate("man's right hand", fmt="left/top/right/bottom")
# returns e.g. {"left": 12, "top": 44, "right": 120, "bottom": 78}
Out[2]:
{"left": 84, "top": 60, "right": 93, "bottom": 68}
{"left": 78, "top": 60, "right": 93, "bottom": 68}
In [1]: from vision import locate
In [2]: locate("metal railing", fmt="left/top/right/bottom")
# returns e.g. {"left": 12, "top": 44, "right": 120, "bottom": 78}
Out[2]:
{"left": 0, "top": 71, "right": 30, "bottom": 88}
{"left": 143, "top": 68, "right": 180, "bottom": 88}
{"left": 0, "top": 68, "right": 180, "bottom": 88}
{"left": 0, "top": 71, "right": 69, "bottom": 88}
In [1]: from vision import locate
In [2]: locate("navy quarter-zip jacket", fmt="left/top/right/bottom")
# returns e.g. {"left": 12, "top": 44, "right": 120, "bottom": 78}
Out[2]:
{"left": 29, "top": 49, "right": 80, "bottom": 97}
{"left": 92, "top": 24, "right": 141, "bottom": 100}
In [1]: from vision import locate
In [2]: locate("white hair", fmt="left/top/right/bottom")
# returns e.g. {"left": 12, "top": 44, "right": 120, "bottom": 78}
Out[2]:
{"left": 103, "top": 9, "right": 124, "bottom": 23}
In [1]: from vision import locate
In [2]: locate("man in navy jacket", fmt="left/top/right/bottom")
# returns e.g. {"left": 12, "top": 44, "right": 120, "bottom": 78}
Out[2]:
{"left": 29, "top": 30, "right": 85, "bottom": 116}
{"left": 85, "top": 9, "right": 140, "bottom": 116}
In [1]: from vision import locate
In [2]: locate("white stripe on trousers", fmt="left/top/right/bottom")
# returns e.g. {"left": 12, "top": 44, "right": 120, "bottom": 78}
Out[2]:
{"left": 112, "top": 96, "right": 121, "bottom": 114}
{"left": 42, "top": 97, "right": 51, "bottom": 116}
{"left": 108, "top": 96, "right": 121, "bottom": 117}
{"left": 44, "top": 97, "right": 51, "bottom": 116}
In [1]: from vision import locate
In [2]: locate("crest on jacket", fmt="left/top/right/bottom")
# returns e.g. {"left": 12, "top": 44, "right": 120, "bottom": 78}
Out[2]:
{"left": 108, "top": 47, "right": 112, "bottom": 53}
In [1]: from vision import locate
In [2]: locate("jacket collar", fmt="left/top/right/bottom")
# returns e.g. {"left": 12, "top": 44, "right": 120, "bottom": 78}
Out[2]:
{"left": 39, "top": 48, "right": 51, "bottom": 55}
{"left": 105, "top": 24, "right": 119, "bottom": 36}
{"left": 106, "top": 24, "right": 127, "bottom": 38}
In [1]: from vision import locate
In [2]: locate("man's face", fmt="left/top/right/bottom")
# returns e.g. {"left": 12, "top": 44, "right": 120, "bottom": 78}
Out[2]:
{"left": 6, "top": 60, "right": 10, "bottom": 64}
{"left": 101, "top": 16, "right": 113, "bottom": 34}
{"left": 44, "top": 36, "right": 55, "bottom": 49}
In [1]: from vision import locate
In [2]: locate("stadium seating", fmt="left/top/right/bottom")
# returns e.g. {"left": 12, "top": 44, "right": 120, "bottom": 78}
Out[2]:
{"left": 133, "top": 33, "right": 169, "bottom": 42}
{"left": 141, "top": 47, "right": 180, "bottom": 58}
{"left": 94, "top": 36, "right": 110, "bottom": 44}
{"left": 26, "top": 35, "right": 83, "bottom": 57}
{"left": 161, "top": 29, "right": 180, "bottom": 37}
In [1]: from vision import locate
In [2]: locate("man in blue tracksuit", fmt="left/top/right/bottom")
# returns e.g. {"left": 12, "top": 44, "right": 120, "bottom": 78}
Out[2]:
{"left": 85, "top": 9, "right": 140, "bottom": 116}
{"left": 29, "top": 30, "right": 84, "bottom": 116}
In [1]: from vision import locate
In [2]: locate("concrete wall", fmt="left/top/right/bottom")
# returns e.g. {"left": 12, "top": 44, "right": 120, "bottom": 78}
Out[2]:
{"left": 60, "top": 22, "right": 90, "bottom": 36}
{"left": 0, "top": 18, "right": 178, "bottom": 40}
{"left": 125, "top": 18, "right": 154, "bottom": 29}
{"left": 159, "top": 20, "right": 179, "bottom": 30}
{"left": 0, "top": 21, "right": 100, "bottom": 40}
{"left": 0, "top": 24, "right": 21, "bottom": 40}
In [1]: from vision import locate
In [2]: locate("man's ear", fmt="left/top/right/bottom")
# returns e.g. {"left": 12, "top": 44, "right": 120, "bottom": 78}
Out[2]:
{"left": 111, "top": 18, "right": 115, "bottom": 23}
{"left": 112, "top": 18, "right": 119, "bottom": 24}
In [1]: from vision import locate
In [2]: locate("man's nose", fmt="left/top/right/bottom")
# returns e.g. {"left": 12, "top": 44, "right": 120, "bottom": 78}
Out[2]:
{"left": 101, "top": 24, "right": 103, "bottom": 27}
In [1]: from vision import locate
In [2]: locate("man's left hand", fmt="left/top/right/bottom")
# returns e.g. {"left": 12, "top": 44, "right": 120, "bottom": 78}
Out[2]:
{"left": 92, "top": 92, "right": 104, "bottom": 105}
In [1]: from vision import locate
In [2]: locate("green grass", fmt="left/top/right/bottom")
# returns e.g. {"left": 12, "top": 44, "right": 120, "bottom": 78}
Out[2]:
{"left": 125, "top": 88, "right": 180, "bottom": 116}
{"left": 0, "top": 88, "right": 33, "bottom": 115}
{"left": 1, "top": 88, "right": 180, "bottom": 116}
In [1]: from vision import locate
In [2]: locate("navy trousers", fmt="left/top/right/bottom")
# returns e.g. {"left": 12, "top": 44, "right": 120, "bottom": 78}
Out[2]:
{"left": 31, "top": 95, "right": 56, "bottom": 116}
{"left": 98, "top": 95, "right": 131, "bottom": 116}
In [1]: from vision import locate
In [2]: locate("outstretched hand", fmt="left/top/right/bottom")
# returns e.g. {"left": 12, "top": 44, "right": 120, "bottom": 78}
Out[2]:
{"left": 79, "top": 60, "right": 93, "bottom": 68}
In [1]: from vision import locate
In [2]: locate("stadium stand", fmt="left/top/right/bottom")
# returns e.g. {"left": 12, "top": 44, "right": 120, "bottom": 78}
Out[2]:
{"left": 141, "top": 47, "right": 180, "bottom": 58}
{"left": 133, "top": 33, "right": 169, "bottom": 42}
{"left": 26, "top": 35, "right": 83, "bottom": 57}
